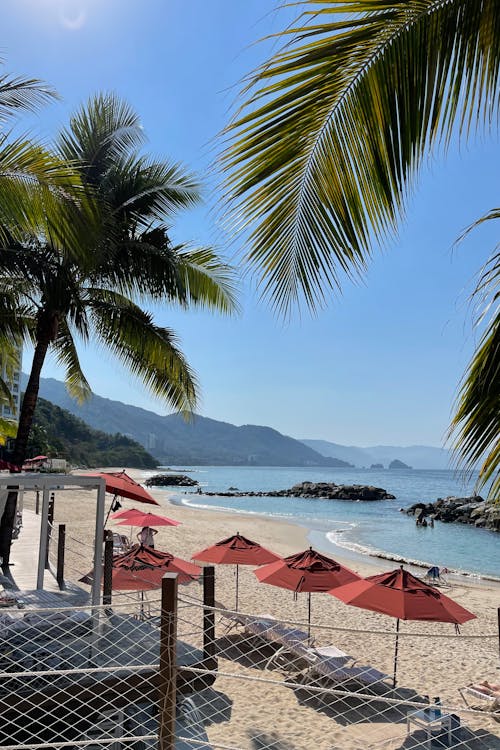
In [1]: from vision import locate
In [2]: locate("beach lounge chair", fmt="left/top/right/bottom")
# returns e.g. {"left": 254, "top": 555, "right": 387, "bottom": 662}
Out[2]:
{"left": 112, "top": 532, "right": 131, "bottom": 554}
{"left": 460, "top": 681, "right": 500, "bottom": 707}
{"left": 219, "top": 609, "right": 386, "bottom": 687}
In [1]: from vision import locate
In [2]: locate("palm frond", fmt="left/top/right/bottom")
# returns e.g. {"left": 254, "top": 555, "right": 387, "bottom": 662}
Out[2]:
{"left": 450, "top": 210, "right": 500, "bottom": 498}
{"left": 450, "top": 309, "right": 500, "bottom": 497}
{"left": 52, "top": 320, "right": 92, "bottom": 403}
{"left": 0, "top": 69, "right": 58, "bottom": 121}
{"left": 87, "top": 289, "right": 198, "bottom": 413}
{"left": 57, "top": 92, "right": 145, "bottom": 185}
{"left": 108, "top": 155, "right": 201, "bottom": 224}
{"left": 0, "top": 133, "right": 98, "bottom": 253}
{"left": 172, "top": 245, "right": 240, "bottom": 314}
{"left": 95, "top": 232, "right": 239, "bottom": 314}
{"left": 222, "top": 0, "right": 500, "bottom": 315}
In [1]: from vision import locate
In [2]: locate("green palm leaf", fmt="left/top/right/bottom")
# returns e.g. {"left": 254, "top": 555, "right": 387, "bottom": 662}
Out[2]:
{"left": 87, "top": 289, "right": 198, "bottom": 413}
{"left": 223, "top": 0, "right": 500, "bottom": 315}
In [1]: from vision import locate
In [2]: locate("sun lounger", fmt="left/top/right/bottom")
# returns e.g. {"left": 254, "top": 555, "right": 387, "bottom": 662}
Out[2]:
{"left": 460, "top": 681, "right": 500, "bottom": 706}
{"left": 112, "top": 532, "right": 131, "bottom": 554}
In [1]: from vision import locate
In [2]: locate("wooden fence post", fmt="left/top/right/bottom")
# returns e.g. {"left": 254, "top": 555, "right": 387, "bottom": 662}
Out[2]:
{"left": 56, "top": 524, "right": 66, "bottom": 590}
{"left": 45, "top": 492, "right": 55, "bottom": 569}
{"left": 102, "top": 534, "right": 114, "bottom": 606}
{"left": 497, "top": 607, "right": 500, "bottom": 663}
{"left": 159, "top": 573, "right": 178, "bottom": 750}
{"left": 203, "top": 566, "right": 216, "bottom": 661}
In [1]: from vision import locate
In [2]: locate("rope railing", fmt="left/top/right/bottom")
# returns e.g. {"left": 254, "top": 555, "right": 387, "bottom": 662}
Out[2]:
{"left": 2, "top": 568, "right": 499, "bottom": 750}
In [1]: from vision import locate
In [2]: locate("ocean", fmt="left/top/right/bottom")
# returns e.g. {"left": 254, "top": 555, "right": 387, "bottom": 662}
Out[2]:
{"left": 139, "top": 466, "right": 499, "bottom": 580}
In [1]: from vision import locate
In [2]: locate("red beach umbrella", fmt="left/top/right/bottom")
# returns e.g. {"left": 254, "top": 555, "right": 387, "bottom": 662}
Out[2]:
{"left": 84, "top": 470, "right": 159, "bottom": 506}
{"left": 192, "top": 532, "right": 280, "bottom": 611}
{"left": 81, "top": 544, "right": 201, "bottom": 590}
{"left": 329, "top": 565, "right": 476, "bottom": 687}
{"left": 255, "top": 547, "right": 360, "bottom": 635}
{"left": 113, "top": 509, "right": 181, "bottom": 528}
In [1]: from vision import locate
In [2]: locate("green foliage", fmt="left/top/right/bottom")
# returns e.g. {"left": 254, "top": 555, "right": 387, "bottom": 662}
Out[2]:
{"left": 1, "top": 92, "right": 238, "bottom": 466}
{"left": 30, "top": 397, "right": 157, "bottom": 469}
{"left": 223, "top": 0, "right": 499, "bottom": 495}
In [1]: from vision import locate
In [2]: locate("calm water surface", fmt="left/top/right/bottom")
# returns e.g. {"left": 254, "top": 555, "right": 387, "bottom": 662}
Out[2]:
{"left": 140, "top": 466, "right": 499, "bottom": 579}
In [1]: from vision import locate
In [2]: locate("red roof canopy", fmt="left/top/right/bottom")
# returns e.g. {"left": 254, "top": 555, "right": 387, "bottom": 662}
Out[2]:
{"left": 255, "top": 547, "right": 360, "bottom": 593}
{"left": 330, "top": 566, "right": 476, "bottom": 623}
{"left": 192, "top": 532, "right": 279, "bottom": 566}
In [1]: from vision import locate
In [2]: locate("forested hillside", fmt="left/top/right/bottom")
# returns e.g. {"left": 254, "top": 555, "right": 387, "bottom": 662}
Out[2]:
{"left": 28, "top": 398, "right": 157, "bottom": 469}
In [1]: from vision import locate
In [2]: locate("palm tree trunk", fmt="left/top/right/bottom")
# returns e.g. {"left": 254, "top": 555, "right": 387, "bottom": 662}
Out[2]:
{"left": 0, "top": 331, "right": 51, "bottom": 570}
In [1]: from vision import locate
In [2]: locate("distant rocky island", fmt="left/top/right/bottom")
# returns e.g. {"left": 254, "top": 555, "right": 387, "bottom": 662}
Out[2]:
{"left": 198, "top": 481, "right": 395, "bottom": 502}
{"left": 389, "top": 459, "right": 412, "bottom": 469}
{"left": 406, "top": 496, "right": 500, "bottom": 532}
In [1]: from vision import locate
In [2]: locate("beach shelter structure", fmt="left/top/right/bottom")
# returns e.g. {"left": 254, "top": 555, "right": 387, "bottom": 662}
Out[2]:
{"left": 81, "top": 544, "right": 201, "bottom": 590}
{"left": 192, "top": 532, "right": 279, "bottom": 610}
{"left": 329, "top": 565, "right": 476, "bottom": 687}
{"left": 113, "top": 508, "right": 181, "bottom": 528}
{"left": 255, "top": 547, "right": 360, "bottom": 636}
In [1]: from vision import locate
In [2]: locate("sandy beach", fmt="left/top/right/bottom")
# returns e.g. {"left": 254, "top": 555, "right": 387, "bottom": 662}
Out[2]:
{"left": 21, "top": 469, "right": 500, "bottom": 750}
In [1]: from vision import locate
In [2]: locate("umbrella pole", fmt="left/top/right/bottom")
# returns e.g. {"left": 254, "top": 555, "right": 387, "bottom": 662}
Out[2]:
{"left": 104, "top": 494, "right": 117, "bottom": 527}
{"left": 393, "top": 618, "right": 400, "bottom": 689}
{"left": 235, "top": 564, "right": 239, "bottom": 612}
{"left": 308, "top": 592, "right": 311, "bottom": 640}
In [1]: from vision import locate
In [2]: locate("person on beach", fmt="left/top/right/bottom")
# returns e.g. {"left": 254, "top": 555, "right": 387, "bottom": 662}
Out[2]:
{"left": 137, "top": 526, "right": 158, "bottom": 548}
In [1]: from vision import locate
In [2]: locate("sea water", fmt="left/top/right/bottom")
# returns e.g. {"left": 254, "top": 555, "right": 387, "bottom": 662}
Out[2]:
{"left": 140, "top": 466, "right": 499, "bottom": 580}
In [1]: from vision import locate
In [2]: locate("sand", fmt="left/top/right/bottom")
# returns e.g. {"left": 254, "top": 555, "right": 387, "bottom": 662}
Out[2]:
{"left": 17, "top": 469, "right": 500, "bottom": 750}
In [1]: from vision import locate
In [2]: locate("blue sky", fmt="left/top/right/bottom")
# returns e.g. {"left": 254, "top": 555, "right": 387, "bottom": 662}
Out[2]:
{"left": 3, "top": 0, "right": 498, "bottom": 446}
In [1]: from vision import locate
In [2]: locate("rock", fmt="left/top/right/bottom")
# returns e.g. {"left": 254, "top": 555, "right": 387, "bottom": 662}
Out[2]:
{"left": 389, "top": 459, "right": 412, "bottom": 469}
{"left": 405, "top": 495, "right": 500, "bottom": 531}
{"left": 370, "top": 463, "right": 384, "bottom": 469}
{"left": 197, "top": 482, "right": 395, "bottom": 501}
{"left": 145, "top": 474, "right": 198, "bottom": 487}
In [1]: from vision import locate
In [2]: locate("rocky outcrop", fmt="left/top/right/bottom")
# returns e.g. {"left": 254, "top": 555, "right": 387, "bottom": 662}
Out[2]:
{"left": 406, "top": 496, "right": 500, "bottom": 532}
{"left": 197, "top": 482, "right": 395, "bottom": 501}
{"left": 145, "top": 474, "right": 198, "bottom": 487}
{"left": 370, "top": 463, "right": 384, "bottom": 469}
{"left": 389, "top": 459, "right": 412, "bottom": 469}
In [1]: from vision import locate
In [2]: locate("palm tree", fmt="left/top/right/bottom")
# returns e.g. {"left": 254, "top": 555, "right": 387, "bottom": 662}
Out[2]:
{"left": 223, "top": 0, "right": 499, "bottom": 495}
{"left": 0, "top": 93, "right": 237, "bottom": 567}
{"left": 0, "top": 64, "right": 89, "bottom": 248}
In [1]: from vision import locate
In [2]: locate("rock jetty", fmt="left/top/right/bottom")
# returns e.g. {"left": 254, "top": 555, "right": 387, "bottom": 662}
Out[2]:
{"left": 145, "top": 474, "right": 198, "bottom": 487}
{"left": 198, "top": 482, "right": 395, "bottom": 501}
{"left": 406, "top": 496, "right": 500, "bottom": 531}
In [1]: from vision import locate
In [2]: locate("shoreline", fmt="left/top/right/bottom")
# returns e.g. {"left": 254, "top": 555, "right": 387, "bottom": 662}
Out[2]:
{"left": 166, "top": 490, "right": 500, "bottom": 588}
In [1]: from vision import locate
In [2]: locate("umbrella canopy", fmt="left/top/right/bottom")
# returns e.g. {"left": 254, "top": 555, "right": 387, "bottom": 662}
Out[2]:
{"left": 255, "top": 547, "right": 360, "bottom": 592}
{"left": 193, "top": 532, "right": 279, "bottom": 566}
{"left": 83, "top": 470, "right": 159, "bottom": 506}
{"left": 329, "top": 566, "right": 475, "bottom": 624}
{"left": 81, "top": 544, "right": 201, "bottom": 591}
{"left": 113, "top": 509, "right": 181, "bottom": 528}
{"left": 255, "top": 547, "right": 360, "bottom": 635}
{"left": 192, "top": 532, "right": 280, "bottom": 611}
{"left": 329, "top": 565, "right": 476, "bottom": 687}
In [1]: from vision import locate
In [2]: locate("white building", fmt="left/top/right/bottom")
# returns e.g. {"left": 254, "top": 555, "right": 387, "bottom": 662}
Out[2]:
{"left": 0, "top": 344, "right": 22, "bottom": 421}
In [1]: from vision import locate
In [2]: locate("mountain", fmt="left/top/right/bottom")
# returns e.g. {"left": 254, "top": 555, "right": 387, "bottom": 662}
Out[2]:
{"left": 301, "top": 439, "right": 451, "bottom": 470}
{"left": 29, "top": 397, "right": 157, "bottom": 469}
{"left": 25, "top": 376, "right": 351, "bottom": 467}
